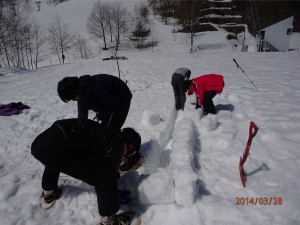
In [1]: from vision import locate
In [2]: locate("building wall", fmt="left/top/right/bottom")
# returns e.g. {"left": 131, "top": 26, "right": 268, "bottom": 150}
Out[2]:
{"left": 262, "top": 16, "right": 294, "bottom": 51}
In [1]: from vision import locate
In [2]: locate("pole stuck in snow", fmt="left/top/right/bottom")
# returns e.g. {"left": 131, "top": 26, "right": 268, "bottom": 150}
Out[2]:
{"left": 239, "top": 121, "right": 259, "bottom": 188}
{"left": 233, "top": 59, "right": 259, "bottom": 91}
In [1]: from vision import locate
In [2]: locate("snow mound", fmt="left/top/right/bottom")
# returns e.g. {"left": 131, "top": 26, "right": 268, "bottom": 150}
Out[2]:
{"left": 0, "top": 67, "right": 29, "bottom": 76}
{"left": 171, "top": 118, "right": 196, "bottom": 168}
{"left": 171, "top": 118, "right": 198, "bottom": 207}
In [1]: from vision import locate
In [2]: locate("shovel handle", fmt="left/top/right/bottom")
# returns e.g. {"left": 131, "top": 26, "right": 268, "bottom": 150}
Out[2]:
{"left": 240, "top": 122, "right": 259, "bottom": 165}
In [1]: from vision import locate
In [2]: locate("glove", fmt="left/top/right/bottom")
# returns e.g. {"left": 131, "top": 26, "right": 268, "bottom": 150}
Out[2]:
{"left": 196, "top": 103, "right": 202, "bottom": 109}
{"left": 119, "top": 153, "right": 146, "bottom": 175}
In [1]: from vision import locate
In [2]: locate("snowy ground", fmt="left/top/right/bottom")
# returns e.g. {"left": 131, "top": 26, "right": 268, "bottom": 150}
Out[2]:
{"left": 1, "top": 1, "right": 300, "bottom": 225}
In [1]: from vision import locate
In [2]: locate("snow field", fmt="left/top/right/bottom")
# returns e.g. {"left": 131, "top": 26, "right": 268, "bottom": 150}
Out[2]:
{"left": 141, "top": 110, "right": 161, "bottom": 126}
{"left": 1, "top": 51, "right": 300, "bottom": 225}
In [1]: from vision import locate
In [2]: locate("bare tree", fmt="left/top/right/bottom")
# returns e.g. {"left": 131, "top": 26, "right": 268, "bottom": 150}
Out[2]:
{"left": 0, "top": 1, "right": 46, "bottom": 69}
{"left": 47, "top": 24, "right": 60, "bottom": 63}
{"left": 47, "top": 0, "right": 69, "bottom": 5}
{"left": 103, "top": 2, "right": 114, "bottom": 43}
{"left": 154, "top": 0, "right": 178, "bottom": 24}
{"left": 8, "top": 10, "right": 23, "bottom": 67}
{"left": 133, "top": 2, "right": 150, "bottom": 24}
{"left": 22, "top": 18, "right": 33, "bottom": 69}
{"left": 22, "top": 0, "right": 33, "bottom": 14}
{"left": 0, "top": 10, "right": 10, "bottom": 66}
{"left": 87, "top": 0, "right": 109, "bottom": 50}
{"left": 110, "top": 2, "right": 131, "bottom": 50}
{"left": 47, "top": 15, "right": 75, "bottom": 63}
{"left": 177, "top": 1, "right": 201, "bottom": 48}
{"left": 147, "top": 0, "right": 160, "bottom": 16}
{"left": 73, "top": 34, "right": 91, "bottom": 59}
{"left": 31, "top": 19, "right": 46, "bottom": 69}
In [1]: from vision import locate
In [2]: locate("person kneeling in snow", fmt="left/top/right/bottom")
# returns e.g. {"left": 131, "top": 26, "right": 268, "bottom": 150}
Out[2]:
{"left": 184, "top": 74, "right": 224, "bottom": 115}
{"left": 31, "top": 119, "right": 141, "bottom": 225}
{"left": 57, "top": 74, "right": 132, "bottom": 130}
{"left": 171, "top": 68, "right": 191, "bottom": 110}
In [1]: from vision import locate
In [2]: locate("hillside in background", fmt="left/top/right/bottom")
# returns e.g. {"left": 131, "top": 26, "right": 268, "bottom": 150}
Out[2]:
{"left": 232, "top": 1, "right": 300, "bottom": 35}
{"left": 256, "top": 0, "right": 300, "bottom": 32}
{"left": 174, "top": 0, "right": 299, "bottom": 37}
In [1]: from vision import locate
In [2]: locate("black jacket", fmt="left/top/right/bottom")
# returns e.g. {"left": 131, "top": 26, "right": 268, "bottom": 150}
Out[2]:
{"left": 77, "top": 75, "right": 132, "bottom": 119}
{"left": 31, "top": 119, "right": 124, "bottom": 175}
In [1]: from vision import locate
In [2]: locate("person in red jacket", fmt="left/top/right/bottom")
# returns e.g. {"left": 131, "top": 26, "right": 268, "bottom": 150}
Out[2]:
{"left": 184, "top": 74, "right": 224, "bottom": 115}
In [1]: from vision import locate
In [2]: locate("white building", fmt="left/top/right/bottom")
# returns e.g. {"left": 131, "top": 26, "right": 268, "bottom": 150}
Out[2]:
{"left": 256, "top": 16, "right": 294, "bottom": 52}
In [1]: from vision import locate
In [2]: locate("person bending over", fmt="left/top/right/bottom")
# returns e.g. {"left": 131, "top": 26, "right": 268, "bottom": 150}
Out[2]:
{"left": 184, "top": 74, "right": 224, "bottom": 115}
{"left": 31, "top": 118, "right": 142, "bottom": 225}
{"left": 57, "top": 74, "right": 132, "bottom": 130}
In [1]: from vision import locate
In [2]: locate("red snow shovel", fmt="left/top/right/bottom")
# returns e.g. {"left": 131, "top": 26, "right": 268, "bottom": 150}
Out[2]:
{"left": 239, "top": 122, "right": 259, "bottom": 187}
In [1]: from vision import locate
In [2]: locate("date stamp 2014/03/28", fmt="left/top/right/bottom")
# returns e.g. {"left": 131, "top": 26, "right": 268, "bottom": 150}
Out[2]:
{"left": 235, "top": 197, "right": 283, "bottom": 205}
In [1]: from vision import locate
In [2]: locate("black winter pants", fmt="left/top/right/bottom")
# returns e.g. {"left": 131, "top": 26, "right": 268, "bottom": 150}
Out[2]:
{"left": 31, "top": 125, "right": 119, "bottom": 217}
{"left": 98, "top": 101, "right": 131, "bottom": 130}
{"left": 203, "top": 91, "right": 217, "bottom": 114}
{"left": 171, "top": 73, "right": 186, "bottom": 110}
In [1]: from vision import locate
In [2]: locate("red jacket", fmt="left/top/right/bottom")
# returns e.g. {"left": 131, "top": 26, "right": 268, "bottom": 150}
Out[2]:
{"left": 188, "top": 74, "right": 224, "bottom": 105}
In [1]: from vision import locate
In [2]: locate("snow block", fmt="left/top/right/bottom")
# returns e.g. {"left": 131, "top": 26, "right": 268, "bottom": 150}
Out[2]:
{"left": 138, "top": 170, "right": 175, "bottom": 205}
{"left": 171, "top": 118, "right": 196, "bottom": 168}
{"left": 173, "top": 167, "right": 198, "bottom": 207}
{"left": 139, "top": 140, "right": 162, "bottom": 175}
{"left": 171, "top": 118, "right": 198, "bottom": 207}
{"left": 141, "top": 109, "right": 161, "bottom": 126}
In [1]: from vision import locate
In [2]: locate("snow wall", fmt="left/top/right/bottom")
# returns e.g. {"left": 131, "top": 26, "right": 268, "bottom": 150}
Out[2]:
{"left": 139, "top": 109, "right": 177, "bottom": 175}
{"left": 171, "top": 118, "right": 198, "bottom": 207}
{"left": 138, "top": 117, "right": 198, "bottom": 207}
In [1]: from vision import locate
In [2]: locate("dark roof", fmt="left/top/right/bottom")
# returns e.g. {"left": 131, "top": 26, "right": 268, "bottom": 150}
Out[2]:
{"left": 258, "top": 15, "right": 294, "bottom": 31}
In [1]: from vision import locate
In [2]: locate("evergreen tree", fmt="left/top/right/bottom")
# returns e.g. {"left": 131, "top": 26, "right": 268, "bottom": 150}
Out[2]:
{"left": 130, "top": 21, "right": 151, "bottom": 49}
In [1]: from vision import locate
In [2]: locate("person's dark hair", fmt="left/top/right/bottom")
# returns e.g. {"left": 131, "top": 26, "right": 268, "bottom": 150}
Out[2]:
{"left": 120, "top": 128, "right": 141, "bottom": 157}
{"left": 186, "top": 70, "right": 191, "bottom": 79}
{"left": 183, "top": 80, "right": 192, "bottom": 92}
{"left": 57, "top": 77, "right": 80, "bottom": 102}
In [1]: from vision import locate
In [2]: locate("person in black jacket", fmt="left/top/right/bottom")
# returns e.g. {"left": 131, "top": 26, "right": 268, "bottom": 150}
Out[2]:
{"left": 57, "top": 74, "right": 132, "bottom": 130}
{"left": 171, "top": 68, "right": 191, "bottom": 111}
{"left": 31, "top": 119, "right": 141, "bottom": 225}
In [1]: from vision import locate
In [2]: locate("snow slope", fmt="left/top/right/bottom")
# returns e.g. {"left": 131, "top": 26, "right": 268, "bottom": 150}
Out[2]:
{"left": 1, "top": 1, "right": 300, "bottom": 225}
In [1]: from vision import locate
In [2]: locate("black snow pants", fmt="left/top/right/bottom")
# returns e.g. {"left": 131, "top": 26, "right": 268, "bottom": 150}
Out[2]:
{"left": 98, "top": 101, "right": 131, "bottom": 130}
{"left": 31, "top": 124, "right": 119, "bottom": 217}
{"left": 171, "top": 73, "right": 186, "bottom": 110}
{"left": 203, "top": 91, "right": 217, "bottom": 114}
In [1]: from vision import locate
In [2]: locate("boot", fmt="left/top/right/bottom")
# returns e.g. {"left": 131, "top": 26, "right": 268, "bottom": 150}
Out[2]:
{"left": 42, "top": 186, "right": 62, "bottom": 204}
{"left": 99, "top": 213, "right": 130, "bottom": 225}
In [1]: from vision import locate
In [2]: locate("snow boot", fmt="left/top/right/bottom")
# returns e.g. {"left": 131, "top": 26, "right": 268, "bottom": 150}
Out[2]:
{"left": 39, "top": 186, "right": 63, "bottom": 210}
{"left": 42, "top": 186, "right": 62, "bottom": 204}
{"left": 99, "top": 213, "right": 130, "bottom": 225}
